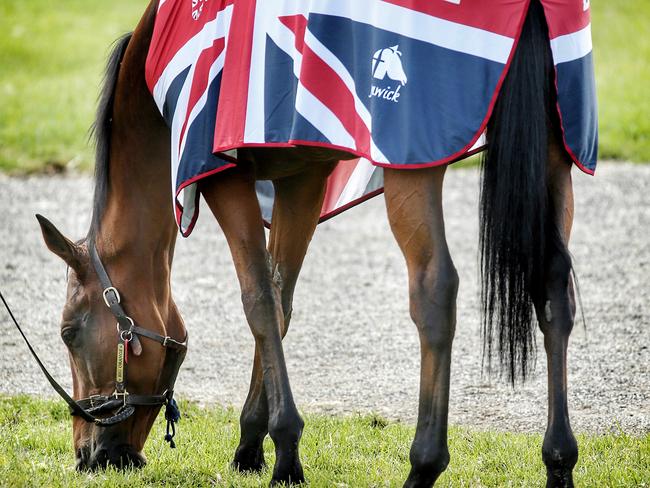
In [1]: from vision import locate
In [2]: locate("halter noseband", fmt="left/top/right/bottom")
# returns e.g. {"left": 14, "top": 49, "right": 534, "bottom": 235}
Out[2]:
{"left": 0, "top": 243, "right": 188, "bottom": 448}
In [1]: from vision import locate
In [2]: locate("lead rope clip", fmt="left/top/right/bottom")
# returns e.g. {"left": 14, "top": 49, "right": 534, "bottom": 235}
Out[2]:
{"left": 164, "top": 395, "right": 181, "bottom": 449}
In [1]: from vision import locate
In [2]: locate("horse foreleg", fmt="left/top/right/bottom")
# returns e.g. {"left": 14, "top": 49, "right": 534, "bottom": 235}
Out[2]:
{"left": 232, "top": 163, "right": 335, "bottom": 473}
{"left": 202, "top": 168, "right": 305, "bottom": 486}
{"left": 384, "top": 166, "right": 457, "bottom": 488}
{"left": 537, "top": 152, "right": 579, "bottom": 488}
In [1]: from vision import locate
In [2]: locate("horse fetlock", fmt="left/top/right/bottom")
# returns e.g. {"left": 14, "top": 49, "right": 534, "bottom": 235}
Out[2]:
{"left": 268, "top": 409, "right": 304, "bottom": 445}
{"left": 270, "top": 416, "right": 306, "bottom": 486}
{"left": 232, "top": 443, "right": 266, "bottom": 473}
{"left": 542, "top": 443, "right": 578, "bottom": 469}
{"left": 408, "top": 442, "right": 450, "bottom": 486}
{"left": 270, "top": 456, "right": 305, "bottom": 487}
{"left": 542, "top": 432, "right": 578, "bottom": 486}
{"left": 545, "top": 467, "right": 575, "bottom": 488}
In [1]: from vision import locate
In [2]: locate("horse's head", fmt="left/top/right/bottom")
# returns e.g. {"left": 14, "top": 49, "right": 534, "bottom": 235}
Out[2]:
{"left": 36, "top": 215, "right": 186, "bottom": 471}
{"left": 384, "top": 46, "right": 408, "bottom": 86}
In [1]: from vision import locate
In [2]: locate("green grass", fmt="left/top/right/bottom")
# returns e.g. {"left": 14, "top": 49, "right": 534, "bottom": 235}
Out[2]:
{"left": 0, "top": 1, "right": 142, "bottom": 173}
{"left": 0, "top": 396, "right": 648, "bottom": 487}
{"left": 591, "top": 1, "right": 650, "bottom": 162}
{"left": 1, "top": 1, "right": 649, "bottom": 172}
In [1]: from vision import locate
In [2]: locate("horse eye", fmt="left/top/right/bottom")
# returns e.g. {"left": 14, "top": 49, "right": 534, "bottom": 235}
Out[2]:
{"left": 60, "top": 327, "right": 79, "bottom": 347}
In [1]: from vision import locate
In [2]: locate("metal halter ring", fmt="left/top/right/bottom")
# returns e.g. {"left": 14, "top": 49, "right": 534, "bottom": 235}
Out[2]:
{"left": 103, "top": 286, "right": 121, "bottom": 307}
{"left": 116, "top": 316, "right": 135, "bottom": 342}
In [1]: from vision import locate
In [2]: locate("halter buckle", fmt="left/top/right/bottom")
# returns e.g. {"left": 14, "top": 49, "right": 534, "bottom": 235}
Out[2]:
{"left": 113, "top": 390, "right": 129, "bottom": 406}
{"left": 103, "top": 287, "right": 121, "bottom": 307}
{"left": 88, "top": 394, "right": 102, "bottom": 408}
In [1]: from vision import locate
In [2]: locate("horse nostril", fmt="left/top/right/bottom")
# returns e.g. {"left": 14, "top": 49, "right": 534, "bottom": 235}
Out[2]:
{"left": 87, "top": 448, "right": 110, "bottom": 471}
{"left": 74, "top": 445, "right": 91, "bottom": 471}
{"left": 123, "top": 450, "right": 147, "bottom": 469}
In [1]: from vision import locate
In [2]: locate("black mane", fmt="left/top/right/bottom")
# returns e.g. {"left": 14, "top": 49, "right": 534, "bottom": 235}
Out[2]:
{"left": 87, "top": 32, "right": 133, "bottom": 241}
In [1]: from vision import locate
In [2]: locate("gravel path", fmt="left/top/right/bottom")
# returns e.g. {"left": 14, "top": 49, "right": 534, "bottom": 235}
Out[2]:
{"left": 0, "top": 163, "right": 648, "bottom": 435}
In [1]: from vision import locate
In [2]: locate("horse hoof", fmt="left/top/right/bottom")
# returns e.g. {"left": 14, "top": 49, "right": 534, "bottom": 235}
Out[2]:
{"left": 546, "top": 468, "right": 574, "bottom": 488}
{"left": 403, "top": 469, "right": 440, "bottom": 488}
{"left": 269, "top": 475, "right": 305, "bottom": 487}
{"left": 232, "top": 446, "right": 266, "bottom": 473}
{"left": 269, "top": 462, "right": 305, "bottom": 486}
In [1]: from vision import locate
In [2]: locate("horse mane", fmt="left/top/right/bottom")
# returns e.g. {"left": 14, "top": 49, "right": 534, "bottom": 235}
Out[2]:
{"left": 87, "top": 32, "right": 133, "bottom": 241}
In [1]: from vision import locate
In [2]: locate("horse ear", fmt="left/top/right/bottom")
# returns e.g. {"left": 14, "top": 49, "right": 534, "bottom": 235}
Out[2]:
{"left": 36, "top": 214, "right": 83, "bottom": 272}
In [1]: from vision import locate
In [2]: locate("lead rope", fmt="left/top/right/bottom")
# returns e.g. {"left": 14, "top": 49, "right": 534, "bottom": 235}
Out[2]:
{"left": 164, "top": 395, "right": 181, "bottom": 448}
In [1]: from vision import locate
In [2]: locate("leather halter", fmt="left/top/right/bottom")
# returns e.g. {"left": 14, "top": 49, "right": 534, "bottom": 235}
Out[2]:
{"left": 0, "top": 243, "right": 187, "bottom": 447}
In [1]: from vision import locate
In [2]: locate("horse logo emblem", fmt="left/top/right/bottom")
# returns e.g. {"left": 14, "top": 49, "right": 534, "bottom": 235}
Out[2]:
{"left": 369, "top": 45, "right": 407, "bottom": 103}
{"left": 372, "top": 45, "right": 408, "bottom": 86}
{"left": 191, "top": 0, "right": 209, "bottom": 20}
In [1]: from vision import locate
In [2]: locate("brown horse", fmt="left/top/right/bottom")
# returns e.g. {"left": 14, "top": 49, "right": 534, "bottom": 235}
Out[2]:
{"left": 37, "top": 0, "right": 581, "bottom": 486}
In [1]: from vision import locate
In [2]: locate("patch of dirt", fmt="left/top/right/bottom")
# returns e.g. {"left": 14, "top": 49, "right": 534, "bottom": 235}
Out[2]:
{"left": 0, "top": 163, "right": 648, "bottom": 435}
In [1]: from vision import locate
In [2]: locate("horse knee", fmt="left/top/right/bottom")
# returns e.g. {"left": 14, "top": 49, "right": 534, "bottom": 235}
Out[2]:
{"left": 409, "top": 261, "right": 458, "bottom": 350}
{"left": 539, "top": 250, "right": 575, "bottom": 336}
{"left": 241, "top": 283, "right": 281, "bottom": 343}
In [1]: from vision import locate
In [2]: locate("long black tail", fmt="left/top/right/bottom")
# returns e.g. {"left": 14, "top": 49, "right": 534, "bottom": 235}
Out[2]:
{"left": 480, "top": 1, "right": 564, "bottom": 383}
{"left": 89, "top": 32, "right": 133, "bottom": 236}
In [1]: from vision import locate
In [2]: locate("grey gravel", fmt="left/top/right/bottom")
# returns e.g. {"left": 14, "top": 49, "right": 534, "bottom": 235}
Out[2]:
{"left": 0, "top": 163, "right": 648, "bottom": 435}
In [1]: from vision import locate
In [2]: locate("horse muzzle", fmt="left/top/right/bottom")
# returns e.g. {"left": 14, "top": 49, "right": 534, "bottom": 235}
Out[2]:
{"left": 76, "top": 442, "right": 147, "bottom": 471}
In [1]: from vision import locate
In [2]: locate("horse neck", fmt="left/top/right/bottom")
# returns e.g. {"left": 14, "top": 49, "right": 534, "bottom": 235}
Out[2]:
{"left": 93, "top": 3, "right": 177, "bottom": 311}
{"left": 94, "top": 157, "right": 176, "bottom": 306}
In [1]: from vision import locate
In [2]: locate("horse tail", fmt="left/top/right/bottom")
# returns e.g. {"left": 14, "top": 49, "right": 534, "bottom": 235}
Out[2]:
{"left": 89, "top": 32, "right": 133, "bottom": 235}
{"left": 479, "top": 0, "right": 561, "bottom": 383}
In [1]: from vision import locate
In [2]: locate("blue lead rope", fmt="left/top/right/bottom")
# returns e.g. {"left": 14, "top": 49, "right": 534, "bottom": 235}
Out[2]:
{"left": 164, "top": 396, "right": 181, "bottom": 448}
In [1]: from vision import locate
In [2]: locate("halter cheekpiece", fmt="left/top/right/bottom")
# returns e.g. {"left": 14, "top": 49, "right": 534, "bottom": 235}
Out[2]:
{"left": 0, "top": 242, "right": 188, "bottom": 448}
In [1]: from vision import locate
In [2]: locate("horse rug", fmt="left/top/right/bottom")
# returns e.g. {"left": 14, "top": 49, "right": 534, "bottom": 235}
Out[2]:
{"left": 145, "top": 0, "right": 598, "bottom": 237}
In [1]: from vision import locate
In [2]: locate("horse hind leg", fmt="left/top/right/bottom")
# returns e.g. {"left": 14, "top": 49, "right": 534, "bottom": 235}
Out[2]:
{"left": 536, "top": 141, "right": 579, "bottom": 488}
{"left": 384, "top": 165, "right": 457, "bottom": 487}
{"left": 201, "top": 167, "right": 306, "bottom": 485}
{"left": 231, "top": 162, "right": 335, "bottom": 473}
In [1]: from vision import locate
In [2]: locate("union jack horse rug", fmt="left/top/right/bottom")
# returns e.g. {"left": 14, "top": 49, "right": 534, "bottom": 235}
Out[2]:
{"left": 145, "top": 0, "right": 598, "bottom": 236}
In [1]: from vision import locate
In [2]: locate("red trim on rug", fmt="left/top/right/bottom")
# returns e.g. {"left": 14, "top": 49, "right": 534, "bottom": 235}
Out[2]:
{"left": 319, "top": 188, "right": 385, "bottom": 224}
{"left": 175, "top": 162, "right": 237, "bottom": 237}
{"left": 215, "top": 139, "right": 486, "bottom": 170}
{"left": 551, "top": 69, "right": 595, "bottom": 176}
{"left": 322, "top": 159, "right": 361, "bottom": 212}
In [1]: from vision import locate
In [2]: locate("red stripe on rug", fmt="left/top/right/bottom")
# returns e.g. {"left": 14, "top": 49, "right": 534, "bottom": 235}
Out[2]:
{"left": 322, "top": 159, "right": 361, "bottom": 214}
{"left": 280, "top": 15, "right": 372, "bottom": 154}
{"left": 213, "top": 0, "right": 257, "bottom": 150}
{"left": 178, "top": 37, "right": 225, "bottom": 153}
